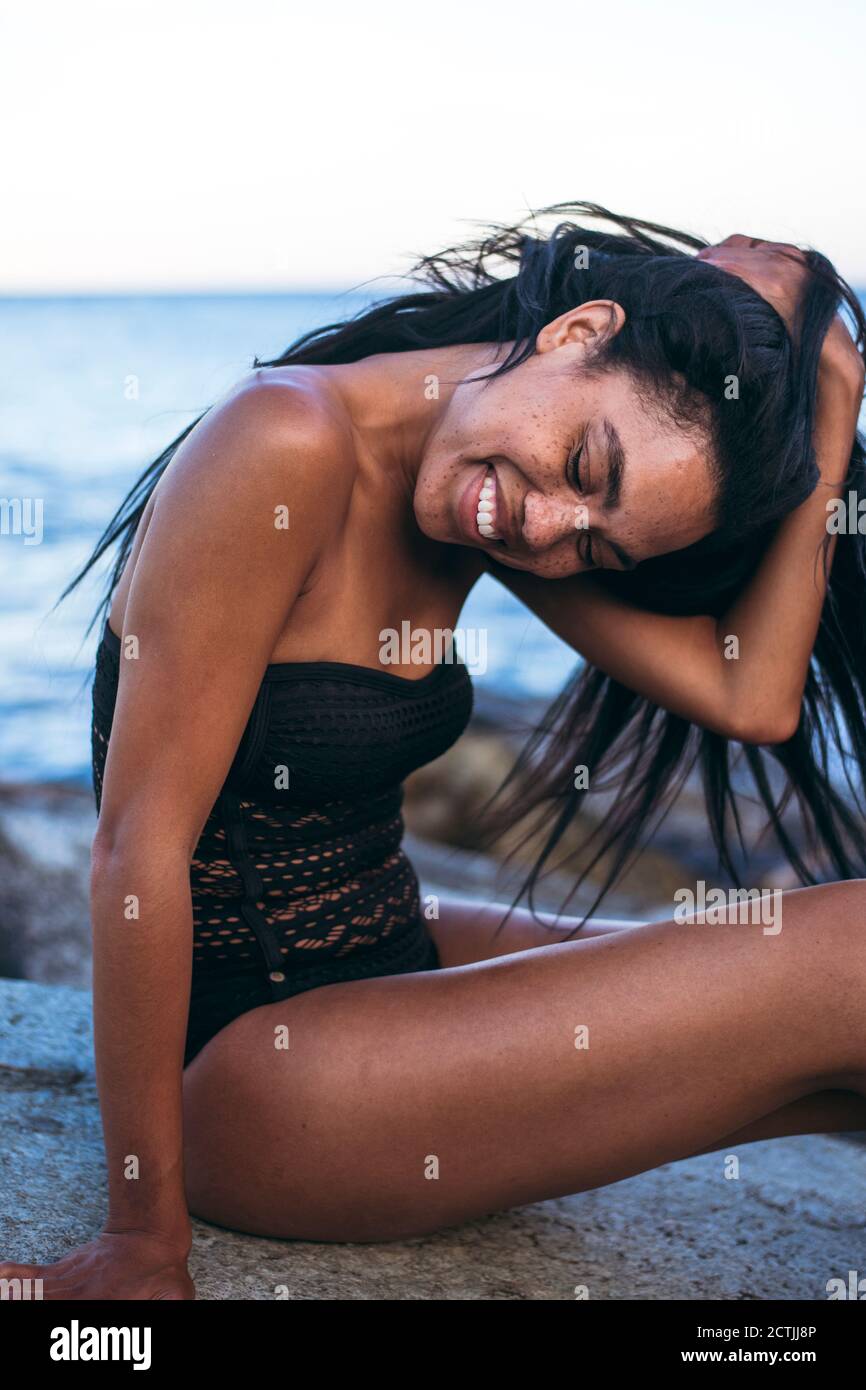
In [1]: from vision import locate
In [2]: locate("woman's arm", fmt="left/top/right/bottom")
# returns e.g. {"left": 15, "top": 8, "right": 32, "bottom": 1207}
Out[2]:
{"left": 490, "top": 325, "right": 863, "bottom": 745}
{"left": 0, "top": 373, "right": 348, "bottom": 1299}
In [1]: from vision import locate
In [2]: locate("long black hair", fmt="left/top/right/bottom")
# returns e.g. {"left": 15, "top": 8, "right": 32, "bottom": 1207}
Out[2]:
{"left": 59, "top": 201, "right": 866, "bottom": 928}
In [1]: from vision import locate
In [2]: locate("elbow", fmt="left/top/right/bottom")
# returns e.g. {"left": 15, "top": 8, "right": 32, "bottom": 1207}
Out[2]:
{"left": 91, "top": 819, "right": 193, "bottom": 875}
{"left": 92, "top": 819, "right": 136, "bottom": 869}
{"left": 726, "top": 703, "right": 801, "bottom": 746}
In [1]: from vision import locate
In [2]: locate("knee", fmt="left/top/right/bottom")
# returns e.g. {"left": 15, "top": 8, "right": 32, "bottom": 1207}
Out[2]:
{"left": 820, "top": 878, "right": 866, "bottom": 927}
{"left": 806, "top": 879, "right": 866, "bottom": 1002}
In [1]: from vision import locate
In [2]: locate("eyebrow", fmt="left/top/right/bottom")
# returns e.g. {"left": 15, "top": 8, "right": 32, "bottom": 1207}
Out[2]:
{"left": 601, "top": 418, "right": 626, "bottom": 512}
{"left": 598, "top": 418, "right": 637, "bottom": 570}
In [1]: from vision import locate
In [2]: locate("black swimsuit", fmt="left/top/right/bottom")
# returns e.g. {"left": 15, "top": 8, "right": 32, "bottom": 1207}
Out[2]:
{"left": 90, "top": 619, "right": 474, "bottom": 1066}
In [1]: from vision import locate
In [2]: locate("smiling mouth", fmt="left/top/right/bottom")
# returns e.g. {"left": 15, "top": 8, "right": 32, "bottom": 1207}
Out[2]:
{"left": 476, "top": 466, "right": 502, "bottom": 541}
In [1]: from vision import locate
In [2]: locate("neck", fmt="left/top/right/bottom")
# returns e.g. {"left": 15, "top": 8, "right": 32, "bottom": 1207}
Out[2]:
{"left": 326, "top": 341, "right": 511, "bottom": 498}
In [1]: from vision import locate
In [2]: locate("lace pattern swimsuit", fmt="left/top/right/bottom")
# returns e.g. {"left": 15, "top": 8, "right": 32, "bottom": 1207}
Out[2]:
{"left": 90, "top": 619, "right": 474, "bottom": 1066}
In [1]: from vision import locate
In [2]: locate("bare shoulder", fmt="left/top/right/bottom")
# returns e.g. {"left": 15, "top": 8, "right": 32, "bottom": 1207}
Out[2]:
{"left": 219, "top": 363, "right": 351, "bottom": 449}
{"left": 108, "top": 363, "right": 356, "bottom": 648}
{"left": 151, "top": 365, "right": 355, "bottom": 546}
{"left": 97, "top": 367, "right": 358, "bottom": 849}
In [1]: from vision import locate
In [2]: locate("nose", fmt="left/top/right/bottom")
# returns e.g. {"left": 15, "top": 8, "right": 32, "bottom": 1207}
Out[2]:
{"left": 521, "top": 489, "right": 587, "bottom": 552}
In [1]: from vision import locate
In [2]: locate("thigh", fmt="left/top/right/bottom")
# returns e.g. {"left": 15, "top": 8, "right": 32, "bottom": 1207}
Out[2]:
{"left": 427, "top": 893, "right": 646, "bottom": 967}
{"left": 181, "top": 880, "right": 866, "bottom": 1242}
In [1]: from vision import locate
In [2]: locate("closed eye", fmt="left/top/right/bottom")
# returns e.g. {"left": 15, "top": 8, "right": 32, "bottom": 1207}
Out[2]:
{"left": 579, "top": 531, "right": 597, "bottom": 569}
{"left": 566, "top": 433, "right": 588, "bottom": 492}
{"left": 566, "top": 432, "right": 597, "bottom": 567}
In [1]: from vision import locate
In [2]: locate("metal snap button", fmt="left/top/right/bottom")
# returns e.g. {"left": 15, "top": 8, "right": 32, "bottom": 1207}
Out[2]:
{"left": 269, "top": 970, "right": 286, "bottom": 983}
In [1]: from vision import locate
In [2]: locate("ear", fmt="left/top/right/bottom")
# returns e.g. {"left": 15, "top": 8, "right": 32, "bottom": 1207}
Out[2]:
{"left": 535, "top": 300, "right": 626, "bottom": 356}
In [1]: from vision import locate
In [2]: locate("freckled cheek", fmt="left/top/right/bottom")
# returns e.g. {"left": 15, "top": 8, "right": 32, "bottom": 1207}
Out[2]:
{"left": 617, "top": 504, "right": 653, "bottom": 551}
{"left": 528, "top": 553, "right": 579, "bottom": 580}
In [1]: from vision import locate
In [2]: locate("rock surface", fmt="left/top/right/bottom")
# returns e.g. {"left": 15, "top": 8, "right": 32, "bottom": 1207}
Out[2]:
{"left": 2, "top": 977, "right": 864, "bottom": 1301}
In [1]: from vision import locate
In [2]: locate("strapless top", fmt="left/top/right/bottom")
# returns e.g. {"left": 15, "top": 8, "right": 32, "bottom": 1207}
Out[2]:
{"left": 90, "top": 619, "right": 474, "bottom": 996}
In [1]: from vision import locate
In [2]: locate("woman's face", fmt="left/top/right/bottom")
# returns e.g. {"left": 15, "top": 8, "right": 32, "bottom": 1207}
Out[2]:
{"left": 413, "top": 302, "right": 718, "bottom": 579}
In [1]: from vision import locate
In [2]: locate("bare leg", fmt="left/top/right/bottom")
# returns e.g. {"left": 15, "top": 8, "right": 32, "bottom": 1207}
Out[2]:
{"left": 427, "top": 894, "right": 649, "bottom": 966}
{"left": 182, "top": 880, "right": 866, "bottom": 1241}
{"left": 688, "top": 1088, "right": 866, "bottom": 1153}
{"left": 429, "top": 894, "right": 866, "bottom": 1149}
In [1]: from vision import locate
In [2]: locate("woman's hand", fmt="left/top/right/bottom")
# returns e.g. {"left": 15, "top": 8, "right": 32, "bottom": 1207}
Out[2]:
{"left": 695, "top": 233, "right": 811, "bottom": 331}
{"left": 697, "top": 233, "right": 865, "bottom": 467}
{"left": 0, "top": 1231, "right": 195, "bottom": 1300}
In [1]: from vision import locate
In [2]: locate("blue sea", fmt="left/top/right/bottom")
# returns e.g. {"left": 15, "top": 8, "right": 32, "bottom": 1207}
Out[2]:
{"left": 0, "top": 292, "right": 579, "bottom": 784}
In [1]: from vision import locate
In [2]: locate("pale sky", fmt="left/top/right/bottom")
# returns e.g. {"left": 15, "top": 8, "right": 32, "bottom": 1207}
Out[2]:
{"left": 2, "top": 0, "right": 864, "bottom": 293}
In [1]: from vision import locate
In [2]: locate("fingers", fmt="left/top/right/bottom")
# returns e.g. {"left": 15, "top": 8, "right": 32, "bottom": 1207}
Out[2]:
{"left": 717, "top": 234, "right": 776, "bottom": 249}
{"left": 697, "top": 234, "right": 761, "bottom": 255}
{"left": 1, "top": 1256, "right": 90, "bottom": 1299}
{"left": 0, "top": 1260, "right": 42, "bottom": 1277}
{"left": 0, "top": 1260, "right": 47, "bottom": 1301}
{"left": 698, "top": 233, "right": 806, "bottom": 261}
{"left": 1, "top": 1255, "right": 193, "bottom": 1300}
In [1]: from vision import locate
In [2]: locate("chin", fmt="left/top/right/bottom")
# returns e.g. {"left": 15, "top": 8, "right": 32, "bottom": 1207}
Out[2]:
{"left": 485, "top": 551, "right": 531, "bottom": 572}
{"left": 411, "top": 499, "right": 449, "bottom": 545}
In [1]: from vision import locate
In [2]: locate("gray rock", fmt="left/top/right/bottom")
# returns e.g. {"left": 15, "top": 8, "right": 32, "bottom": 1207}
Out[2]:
{"left": 2, "top": 977, "right": 864, "bottom": 1300}
{"left": 0, "top": 783, "right": 95, "bottom": 987}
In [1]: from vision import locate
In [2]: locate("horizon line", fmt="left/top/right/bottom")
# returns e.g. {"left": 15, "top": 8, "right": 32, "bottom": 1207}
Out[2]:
{"left": 3, "top": 278, "right": 865, "bottom": 303}
{"left": 0, "top": 277, "right": 418, "bottom": 301}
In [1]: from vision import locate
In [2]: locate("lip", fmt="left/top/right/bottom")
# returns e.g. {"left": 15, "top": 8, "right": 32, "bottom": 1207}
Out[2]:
{"left": 457, "top": 461, "right": 498, "bottom": 546}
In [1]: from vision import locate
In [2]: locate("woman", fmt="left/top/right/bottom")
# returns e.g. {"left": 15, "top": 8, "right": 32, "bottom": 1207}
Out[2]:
{"left": 3, "top": 203, "right": 865, "bottom": 1300}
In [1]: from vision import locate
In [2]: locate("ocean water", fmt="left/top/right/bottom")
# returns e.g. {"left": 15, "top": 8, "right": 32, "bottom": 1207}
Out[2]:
{"left": 0, "top": 292, "right": 578, "bottom": 784}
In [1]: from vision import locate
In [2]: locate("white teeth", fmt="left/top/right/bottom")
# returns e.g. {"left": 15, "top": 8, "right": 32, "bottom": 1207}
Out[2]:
{"left": 476, "top": 467, "right": 500, "bottom": 540}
